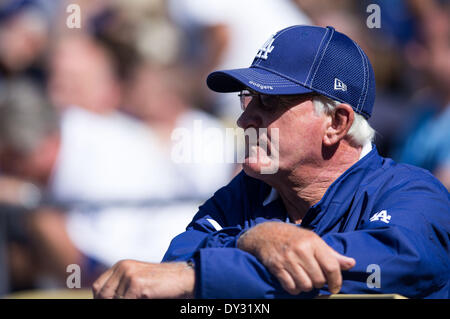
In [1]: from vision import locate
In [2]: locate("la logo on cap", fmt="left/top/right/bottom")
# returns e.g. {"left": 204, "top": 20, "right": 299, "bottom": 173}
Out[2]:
{"left": 255, "top": 35, "right": 275, "bottom": 60}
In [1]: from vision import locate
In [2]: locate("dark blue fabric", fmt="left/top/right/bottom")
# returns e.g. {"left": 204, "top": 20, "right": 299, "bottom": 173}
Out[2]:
{"left": 162, "top": 147, "right": 450, "bottom": 298}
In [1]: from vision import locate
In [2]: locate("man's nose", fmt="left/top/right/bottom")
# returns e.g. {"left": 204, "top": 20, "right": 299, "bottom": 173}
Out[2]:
{"left": 237, "top": 107, "right": 262, "bottom": 129}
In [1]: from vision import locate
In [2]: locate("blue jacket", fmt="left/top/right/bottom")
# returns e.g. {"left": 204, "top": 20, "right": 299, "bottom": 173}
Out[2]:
{"left": 162, "top": 146, "right": 450, "bottom": 298}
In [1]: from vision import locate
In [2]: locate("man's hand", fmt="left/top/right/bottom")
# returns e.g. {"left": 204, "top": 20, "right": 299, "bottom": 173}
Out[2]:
{"left": 92, "top": 260, "right": 195, "bottom": 299}
{"left": 237, "top": 222, "right": 355, "bottom": 295}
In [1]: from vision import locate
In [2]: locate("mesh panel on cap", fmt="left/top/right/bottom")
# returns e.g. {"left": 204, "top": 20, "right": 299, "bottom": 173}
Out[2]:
{"left": 311, "top": 32, "right": 366, "bottom": 114}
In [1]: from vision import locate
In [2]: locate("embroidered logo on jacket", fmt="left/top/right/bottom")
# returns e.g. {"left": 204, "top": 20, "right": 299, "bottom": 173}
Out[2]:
{"left": 369, "top": 210, "right": 391, "bottom": 224}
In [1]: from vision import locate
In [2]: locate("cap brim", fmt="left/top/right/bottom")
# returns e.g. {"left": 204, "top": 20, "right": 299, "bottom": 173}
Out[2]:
{"left": 206, "top": 67, "right": 313, "bottom": 95}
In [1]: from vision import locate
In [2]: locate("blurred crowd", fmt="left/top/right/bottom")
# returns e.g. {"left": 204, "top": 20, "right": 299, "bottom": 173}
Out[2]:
{"left": 0, "top": 0, "right": 448, "bottom": 295}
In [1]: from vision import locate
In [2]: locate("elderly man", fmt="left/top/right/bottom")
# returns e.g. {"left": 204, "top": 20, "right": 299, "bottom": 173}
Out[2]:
{"left": 93, "top": 25, "right": 450, "bottom": 299}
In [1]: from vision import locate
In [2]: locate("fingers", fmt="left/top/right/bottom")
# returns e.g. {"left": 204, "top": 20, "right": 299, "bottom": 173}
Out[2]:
{"left": 93, "top": 262, "right": 126, "bottom": 299}
{"left": 315, "top": 248, "right": 343, "bottom": 294}
{"left": 280, "top": 242, "right": 356, "bottom": 295}
{"left": 294, "top": 252, "right": 326, "bottom": 290}
{"left": 92, "top": 267, "right": 114, "bottom": 298}
{"left": 288, "top": 263, "right": 314, "bottom": 293}
{"left": 279, "top": 253, "right": 314, "bottom": 294}
{"left": 276, "top": 269, "right": 298, "bottom": 294}
{"left": 271, "top": 249, "right": 324, "bottom": 295}
{"left": 315, "top": 247, "right": 356, "bottom": 294}
{"left": 332, "top": 250, "right": 356, "bottom": 270}
{"left": 114, "top": 276, "right": 131, "bottom": 299}
{"left": 238, "top": 224, "right": 356, "bottom": 296}
{"left": 97, "top": 271, "right": 122, "bottom": 299}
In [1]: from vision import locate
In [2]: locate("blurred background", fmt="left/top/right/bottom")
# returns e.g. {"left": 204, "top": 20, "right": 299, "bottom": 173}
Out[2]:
{"left": 0, "top": 0, "right": 448, "bottom": 296}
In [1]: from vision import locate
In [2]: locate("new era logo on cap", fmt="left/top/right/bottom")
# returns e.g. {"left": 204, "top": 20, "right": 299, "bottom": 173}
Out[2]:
{"left": 207, "top": 25, "right": 376, "bottom": 119}
{"left": 334, "top": 78, "right": 347, "bottom": 92}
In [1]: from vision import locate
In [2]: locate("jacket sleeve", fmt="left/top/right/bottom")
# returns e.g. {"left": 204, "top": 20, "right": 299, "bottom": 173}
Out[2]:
{"left": 322, "top": 177, "right": 450, "bottom": 298}
{"left": 162, "top": 172, "right": 311, "bottom": 298}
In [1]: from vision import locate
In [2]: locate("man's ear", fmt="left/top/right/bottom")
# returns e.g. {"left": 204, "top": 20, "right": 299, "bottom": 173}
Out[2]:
{"left": 323, "top": 103, "right": 354, "bottom": 146}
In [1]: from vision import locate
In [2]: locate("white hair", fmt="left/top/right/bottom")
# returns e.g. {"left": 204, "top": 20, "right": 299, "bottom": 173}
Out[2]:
{"left": 312, "top": 95, "right": 375, "bottom": 147}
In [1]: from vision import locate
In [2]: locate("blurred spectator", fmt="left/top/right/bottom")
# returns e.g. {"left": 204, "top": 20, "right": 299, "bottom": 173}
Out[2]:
{"left": 0, "top": 78, "right": 72, "bottom": 289}
{"left": 0, "top": 72, "right": 234, "bottom": 291}
{"left": 124, "top": 60, "right": 237, "bottom": 190}
{"left": 293, "top": 0, "right": 356, "bottom": 18}
{"left": 63, "top": 59, "right": 235, "bottom": 273}
{"left": 0, "top": 79, "right": 58, "bottom": 186}
{"left": 47, "top": 35, "right": 122, "bottom": 114}
{"left": 390, "top": 0, "right": 450, "bottom": 189}
{"left": 168, "top": 0, "right": 311, "bottom": 121}
{"left": 0, "top": 0, "right": 51, "bottom": 84}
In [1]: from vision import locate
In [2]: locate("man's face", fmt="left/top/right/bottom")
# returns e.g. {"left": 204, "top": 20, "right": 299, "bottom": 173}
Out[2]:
{"left": 236, "top": 91, "right": 327, "bottom": 181}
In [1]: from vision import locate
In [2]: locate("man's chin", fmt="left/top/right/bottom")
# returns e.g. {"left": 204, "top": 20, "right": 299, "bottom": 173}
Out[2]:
{"left": 243, "top": 159, "right": 278, "bottom": 178}
{"left": 242, "top": 162, "right": 259, "bottom": 178}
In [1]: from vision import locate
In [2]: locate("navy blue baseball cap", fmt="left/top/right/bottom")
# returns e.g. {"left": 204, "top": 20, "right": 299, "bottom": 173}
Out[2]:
{"left": 207, "top": 25, "right": 376, "bottom": 119}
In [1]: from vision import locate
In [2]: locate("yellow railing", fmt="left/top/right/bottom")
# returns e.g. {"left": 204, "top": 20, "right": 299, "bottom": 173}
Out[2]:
{"left": 4, "top": 289, "right": 407, "bottom": 299}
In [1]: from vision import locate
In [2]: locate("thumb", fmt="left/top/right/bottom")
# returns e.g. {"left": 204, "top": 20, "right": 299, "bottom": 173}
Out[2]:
{"left": 332, "top": 251, "right": 356, "bottom": 271}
